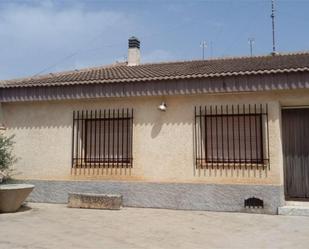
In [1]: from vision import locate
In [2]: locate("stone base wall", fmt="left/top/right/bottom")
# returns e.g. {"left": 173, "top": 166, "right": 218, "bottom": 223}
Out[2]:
{"left": 13, "top": 179, "right": 284, "bottom": 214}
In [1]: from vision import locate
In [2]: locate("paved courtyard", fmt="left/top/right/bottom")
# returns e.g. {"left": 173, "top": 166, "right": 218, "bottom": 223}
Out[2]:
{"left": 0, "top": 203, "right": 309, "bottom": 249}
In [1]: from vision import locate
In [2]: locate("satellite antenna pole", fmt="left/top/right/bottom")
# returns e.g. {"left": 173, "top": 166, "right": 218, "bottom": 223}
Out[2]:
{"left": 200, "top": 41, "right": 207, "bottom": 60}
{"left": 248, "top": 38, "right": 255, "bottom": 57}
{"left": 271, "top": 0, "right": 277, "bottom": 55}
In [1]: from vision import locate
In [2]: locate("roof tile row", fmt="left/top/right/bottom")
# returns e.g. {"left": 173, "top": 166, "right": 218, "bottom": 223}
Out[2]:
{"left": 1, "top": 52, "right": 309, "bottom": 88}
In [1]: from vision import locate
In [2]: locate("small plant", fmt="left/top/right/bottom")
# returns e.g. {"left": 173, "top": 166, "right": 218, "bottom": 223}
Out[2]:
{"left": 0, "top": 134, "right": 17, "bottom": 183}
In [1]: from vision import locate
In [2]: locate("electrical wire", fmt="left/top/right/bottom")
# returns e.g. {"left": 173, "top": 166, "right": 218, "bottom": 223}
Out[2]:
{"left": 33, "top": 16, "right": 204, "bottom": 77}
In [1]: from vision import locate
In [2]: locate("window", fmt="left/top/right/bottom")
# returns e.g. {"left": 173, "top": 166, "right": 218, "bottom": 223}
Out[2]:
{"left": 194, "top": 104, "right": 269, "bottom": 169}
{"left": 72, "top": 109, "right": 133, "bottom": 170}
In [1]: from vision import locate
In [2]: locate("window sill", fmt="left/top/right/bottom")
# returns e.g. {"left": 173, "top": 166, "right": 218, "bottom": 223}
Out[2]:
{"left": 196, "top": 162, "right": 269, "bottom": 169}
{"left": 73, "top": 163, "right": 132, "bottom": 169}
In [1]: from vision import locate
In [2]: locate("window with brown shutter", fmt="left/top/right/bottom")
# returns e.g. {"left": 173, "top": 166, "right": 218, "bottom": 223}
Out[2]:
{"left": 72, "top": 109, "right": 133, "bottom": 171}
{"left": 194, "top": 104, "right": 270, "bottom": 170}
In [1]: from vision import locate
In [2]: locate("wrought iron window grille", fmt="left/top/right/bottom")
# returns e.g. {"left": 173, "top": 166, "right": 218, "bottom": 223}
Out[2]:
{"left": 194, "top": 104, "right": 270, "bottom": 170}
{"left": 72, "top": 108, "right": 133, "bottom": 172}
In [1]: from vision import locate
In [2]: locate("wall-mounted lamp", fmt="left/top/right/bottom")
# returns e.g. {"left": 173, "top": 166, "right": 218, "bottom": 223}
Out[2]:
{"left": 158, "top": 101, "right": 167, "bottom": 112}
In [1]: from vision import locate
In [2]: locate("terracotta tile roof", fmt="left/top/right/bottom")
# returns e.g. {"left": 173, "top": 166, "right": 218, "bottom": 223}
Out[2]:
{"left": 1, "top": 52, "right": 309, "bottom": 88}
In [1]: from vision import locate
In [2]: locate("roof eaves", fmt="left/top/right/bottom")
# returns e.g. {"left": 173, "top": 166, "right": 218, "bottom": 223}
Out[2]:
{"left": 1, "top": 66, "right": 309, "bottom": 89}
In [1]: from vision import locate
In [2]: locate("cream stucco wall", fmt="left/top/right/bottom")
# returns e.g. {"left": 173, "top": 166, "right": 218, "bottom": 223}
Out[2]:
{"left": 3, "top": 89, "right": 309, "bottom": 185}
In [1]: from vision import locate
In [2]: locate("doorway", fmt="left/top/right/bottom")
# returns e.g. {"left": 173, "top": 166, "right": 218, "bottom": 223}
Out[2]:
{"left": 282, "top": 108, "right": 309, "bottom": 200}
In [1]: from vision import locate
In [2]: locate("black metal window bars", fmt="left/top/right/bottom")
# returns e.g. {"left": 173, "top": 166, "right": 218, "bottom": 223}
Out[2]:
{"left": 194, "top": 104, "right": 270, "bottom": 170}
{"left": 72, "top": 109, "right": 133, "bottom": 171}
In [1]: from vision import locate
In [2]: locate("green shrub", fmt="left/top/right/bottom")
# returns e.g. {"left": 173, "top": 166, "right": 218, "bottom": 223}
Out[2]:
{"left": 0, "top": 134, "right": 17, "bottom": 182}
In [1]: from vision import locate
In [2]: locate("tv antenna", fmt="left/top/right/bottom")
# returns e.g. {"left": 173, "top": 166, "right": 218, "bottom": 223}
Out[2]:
{"left": 271, "top": 0, "right": 277, "bottom": 55}
{"left": 200, "top": 41, "right": 207, "bottom": 60}
{"left": 248, "top": 38, "right": 255, "bottom": 57}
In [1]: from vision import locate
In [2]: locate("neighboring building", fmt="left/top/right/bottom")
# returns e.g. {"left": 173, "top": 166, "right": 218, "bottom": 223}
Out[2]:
{"left": 1, "top": 37, "right": 309, "bottom": 214}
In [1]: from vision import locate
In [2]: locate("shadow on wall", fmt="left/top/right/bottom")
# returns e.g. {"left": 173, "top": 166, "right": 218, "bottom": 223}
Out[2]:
{"left": 3, "top": 97, "right": 197, "bottom": 130}
{"left": 3, "top": 96, "right": 277, "bottom": 179}
{"left": 3, "top": 94, "right": 278, "bottom": 130}
{"left": 150, "top": 112, "right": 165, "bottom": 138}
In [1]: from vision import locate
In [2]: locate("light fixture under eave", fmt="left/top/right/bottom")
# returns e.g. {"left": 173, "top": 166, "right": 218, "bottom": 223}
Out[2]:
{"left": 158, "top": 101, "right": 167, "bottom": 112}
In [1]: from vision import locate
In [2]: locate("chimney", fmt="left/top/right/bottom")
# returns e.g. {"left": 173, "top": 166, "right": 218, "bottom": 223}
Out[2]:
{"left": 128, "top": 36, "right": 140, "bottom": 66}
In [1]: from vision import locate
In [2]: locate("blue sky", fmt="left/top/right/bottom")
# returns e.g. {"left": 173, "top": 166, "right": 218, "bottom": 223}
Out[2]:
{"left": 0, "top": 0, "right": 308, "bottom": 79}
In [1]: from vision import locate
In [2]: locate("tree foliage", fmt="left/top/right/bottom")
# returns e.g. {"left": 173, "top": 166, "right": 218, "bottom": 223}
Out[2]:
{"left": 0, "top": 134, "right": 16, "bottom": 182}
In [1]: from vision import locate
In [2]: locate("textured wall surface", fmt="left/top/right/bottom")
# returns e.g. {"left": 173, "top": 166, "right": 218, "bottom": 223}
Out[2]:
{"left": 3, "top": 89, "right": 299, "bottom": 185}
{"left": 15, "top": 179, "right": 284, "bottom": 214}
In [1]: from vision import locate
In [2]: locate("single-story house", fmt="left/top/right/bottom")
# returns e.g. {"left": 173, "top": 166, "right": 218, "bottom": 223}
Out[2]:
{"left": 1, "top": 37, "right": 309, "bottom": 214}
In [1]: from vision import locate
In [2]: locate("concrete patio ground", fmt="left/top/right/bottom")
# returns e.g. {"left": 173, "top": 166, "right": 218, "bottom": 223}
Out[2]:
{"left": 0, "top": 203, "right": 308, "bottom": 249}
